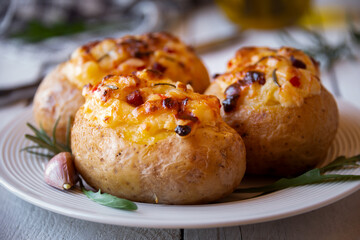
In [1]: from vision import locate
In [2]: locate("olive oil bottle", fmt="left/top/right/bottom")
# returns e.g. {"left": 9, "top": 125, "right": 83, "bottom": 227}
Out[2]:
{"left": 216, "top": 0, "right": 311, "bottom": 29}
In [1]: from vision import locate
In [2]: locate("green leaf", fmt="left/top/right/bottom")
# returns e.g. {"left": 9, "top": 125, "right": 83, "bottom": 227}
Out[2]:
{"left": 66, "top": 116, "right": 72, "bottom": 151}
{"left": 22, "top": 150, "right": 54, "bottom": 158}
{"left": 52, "top": 116, "right": 61, "bottom": 145}
{"left": 153, "top": 83, "right": 176, "bottom": 88}
{"left": 82, "top": 188, "right": 137, "bottom": 211}
{"left": 235, "top": 155, "right": 360, "bottom": 194}
{"left": 25, "top": 134, "right": 60, "bottom": 154}
{"left": 272, "top": 69, "right": 280, "bottom": 87}
{"left": 20, "top": 145, "right": 44, "bottom": 151}
{"left": 23, "top": 117, "right": 72, "bottom": 159}
{"left": 105, "top": 85, "right": 119, "bottom": 90}
{"left": 321, "top": 155, "right": 360, "bottom": 172}
{"left": 26, "top": 123, "right": 52, "bottom": 145}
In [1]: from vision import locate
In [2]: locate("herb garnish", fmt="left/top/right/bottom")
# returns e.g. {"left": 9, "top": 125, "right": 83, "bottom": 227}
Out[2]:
{"left": 80, "top": 180, "right": 137, "bottom": 211}
{"left": 235, "top": 155, "right": 360, "bottom": 194}
{"left": 22, "top": 116, "right": 72, "bottom": 158}
{"left": 272, "top": 69, "right": 280, "bottom": 87}
{"left": 97, "top": 53, "right": 109, "bottom": 62}
{"left": 153, "top": 83, "right": 176, "bottom": 88}
{"left": 105, "top": 85, "right": 119, "bottom": 90}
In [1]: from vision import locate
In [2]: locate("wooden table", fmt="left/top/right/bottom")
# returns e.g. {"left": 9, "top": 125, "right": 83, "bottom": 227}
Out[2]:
{"left": 1, "top": 28, "right": 360, "bottom": 240}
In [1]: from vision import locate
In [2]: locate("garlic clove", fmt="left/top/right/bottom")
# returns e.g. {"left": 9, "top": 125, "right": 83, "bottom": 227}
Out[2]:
{"left": 44, "top": 152, "right": 79, "bottom": 190}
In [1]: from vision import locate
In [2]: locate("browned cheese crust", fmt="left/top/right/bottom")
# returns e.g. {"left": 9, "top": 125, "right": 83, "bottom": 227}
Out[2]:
{"left": 205, "top": 47, "right": 339, "bottom": 177}
{"left": 33, "top": 32, "right": 210, "bottom": 143}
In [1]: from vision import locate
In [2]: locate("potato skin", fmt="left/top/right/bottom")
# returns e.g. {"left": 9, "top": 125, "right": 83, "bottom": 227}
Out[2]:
{"left": 206, "top": 84, "right": 338, "bottom": 177}
{"left": 71, "top": 107, "right": 246, "bottom": 204}
{"left": 33, "top": 66, "right": 84, "bottom": 143}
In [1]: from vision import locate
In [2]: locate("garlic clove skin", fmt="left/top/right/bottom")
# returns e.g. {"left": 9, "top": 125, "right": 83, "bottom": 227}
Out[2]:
{"left": 44, "top": 152, "right": 79, "bottom": 190}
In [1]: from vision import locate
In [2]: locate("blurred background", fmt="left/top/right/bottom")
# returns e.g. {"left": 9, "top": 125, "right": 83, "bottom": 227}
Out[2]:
{"left": 1, "top": 0, "right": 360, "bottom": 107}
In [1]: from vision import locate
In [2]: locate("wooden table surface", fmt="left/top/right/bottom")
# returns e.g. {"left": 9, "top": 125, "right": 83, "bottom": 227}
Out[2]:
{"left": 1, "top": 27, "right": 360, "bottom": 239}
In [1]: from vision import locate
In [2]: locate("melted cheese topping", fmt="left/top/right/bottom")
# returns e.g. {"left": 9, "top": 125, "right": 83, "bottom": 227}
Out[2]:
{"left": 216, "top": 47, "right": 321, "bottom": 107}
{"left": 81, "top": 70, "right": 221, "bottom": 144}
{"left": 60, "top": 32, "right": 208, "bottom": 91}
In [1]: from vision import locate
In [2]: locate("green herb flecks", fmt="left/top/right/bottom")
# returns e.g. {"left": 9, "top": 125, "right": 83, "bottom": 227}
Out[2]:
{"left": 272, "top": 69, "right": 280, "bottom": 87}
{"left": 105, "top": 85, "right": 119, "bottom": 90}
{"left": 235, "top": 155, "right": 360, "bottom": 194}
{"left": 97, "top": 53, "right": 109, "bottom": 62}
{"left": 22, "top": 116, "right": 72, "bottom": 158}
{"left": 80, "top": 180, "right": 137, "bottom": 211}
{"left": 153, "top": 83, "right": 176, "bottom": 88}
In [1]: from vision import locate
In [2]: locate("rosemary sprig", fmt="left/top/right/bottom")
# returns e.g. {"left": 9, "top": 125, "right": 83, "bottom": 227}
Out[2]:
{"left": 235, "top": 155, "right": 360, "bottom": 194}
{"left": 22, "top": 116, "right": 72, "bottom": 158}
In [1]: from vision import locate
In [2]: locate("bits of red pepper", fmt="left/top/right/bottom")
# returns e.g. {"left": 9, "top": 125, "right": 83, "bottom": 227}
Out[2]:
{"left": 126, "top": 90, "right": 144, "bottom": 107}
{"left": 152, "top": 62, "right": 167, "bottom": 73}
{"left": 290, "top": 56, "right": 306, "bottom": 69}
{"left": 290, "top": 76, "right": 301, "bottom": 87}
{"left": 162, "top": 98, "right": 178, "bottom": 109}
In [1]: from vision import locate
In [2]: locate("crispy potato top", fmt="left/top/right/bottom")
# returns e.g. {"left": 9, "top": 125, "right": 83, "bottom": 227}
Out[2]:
{"left": 61, "top": 32, "right": 209, "bottom": 92}
{"left": 214, "top": 47, "right": 321, "bottom": 108}
{"left": 81, "top": 69, "right": 221, "bottom": 144}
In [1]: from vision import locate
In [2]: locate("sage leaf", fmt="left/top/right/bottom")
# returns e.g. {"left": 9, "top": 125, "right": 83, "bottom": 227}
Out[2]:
{"left": 82, "top": 188, "right": 138, "bottom": 211}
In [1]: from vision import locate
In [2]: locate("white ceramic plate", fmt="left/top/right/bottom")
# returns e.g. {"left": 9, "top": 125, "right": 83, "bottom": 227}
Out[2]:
{"left": 1, "top": 100, "right": 360, "bottom": 229}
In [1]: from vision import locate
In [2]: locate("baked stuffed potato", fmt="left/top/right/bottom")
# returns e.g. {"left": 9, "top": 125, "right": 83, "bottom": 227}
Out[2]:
{"left": 71, "top": 69, "right": 246, "bottom": 204}
{"left": 206, "top": 47, "right": 339, "bottom": 177}
{"left": 34, "top": 32, "right": 210, "bottom": 143}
